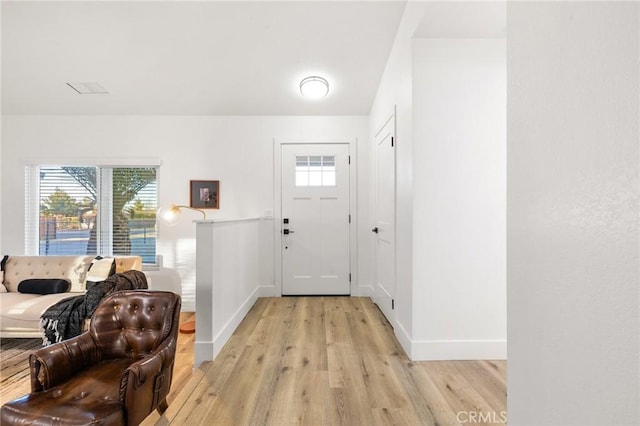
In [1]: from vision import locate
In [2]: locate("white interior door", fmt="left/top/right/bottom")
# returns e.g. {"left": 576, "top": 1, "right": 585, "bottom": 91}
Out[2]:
{"left": 281, "top": 144, "right": 351, "bottom": 295}
{"left": 372, "top": 114, "right": 396, "bottom": 324}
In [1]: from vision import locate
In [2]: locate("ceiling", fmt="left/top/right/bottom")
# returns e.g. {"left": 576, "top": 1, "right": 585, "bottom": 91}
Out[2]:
{"left": 414, "top": 2, "right": 506, "bottom": 39}
{"left": 1, "top": 1, "right": 406, "bottom": 116}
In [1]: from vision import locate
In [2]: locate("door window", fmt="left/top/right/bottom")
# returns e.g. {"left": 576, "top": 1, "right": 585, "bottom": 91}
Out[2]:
{"left": 295, "top": 155, "right": 336, "bottom": 187}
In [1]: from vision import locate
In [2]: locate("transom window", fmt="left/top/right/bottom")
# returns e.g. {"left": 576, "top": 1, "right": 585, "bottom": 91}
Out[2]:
{"left": 295, "top": 155, "right": 336, "bottom": 187}
{"left": 26, "top": 165, "right": 158, "bottom": 264}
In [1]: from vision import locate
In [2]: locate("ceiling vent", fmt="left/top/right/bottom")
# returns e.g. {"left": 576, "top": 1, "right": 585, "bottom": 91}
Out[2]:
{"left": 66, "top": 82, "right": 109, "bottom": 95}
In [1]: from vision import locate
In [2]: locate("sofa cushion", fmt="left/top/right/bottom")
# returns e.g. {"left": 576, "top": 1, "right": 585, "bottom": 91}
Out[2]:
{"left": 18, "top": 279, "right": 70, "bottom": 295}
{"left": 0, "top": 358, "right": 129, "bottom": 426}
{"left": 0, "top": 293, "right": 78, "bottom": 330}
{"left": 0, "top": 284, "right": 6, "bottom": 293}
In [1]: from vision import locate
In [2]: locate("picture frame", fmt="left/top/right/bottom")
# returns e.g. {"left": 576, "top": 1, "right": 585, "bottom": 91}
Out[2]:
{"left": 190, "top": 180, "right": 219, "bottom": 209}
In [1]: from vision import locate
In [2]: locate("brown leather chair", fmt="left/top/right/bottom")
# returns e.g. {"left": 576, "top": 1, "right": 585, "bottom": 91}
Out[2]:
{"left": 1, "top": 290, "right": 181, "bottom": 426}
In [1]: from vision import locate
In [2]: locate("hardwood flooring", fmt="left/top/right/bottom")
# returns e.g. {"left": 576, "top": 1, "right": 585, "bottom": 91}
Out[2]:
{"left": 149, "top": 297, "right": 507, "bottom": 426}
{"left": 0, "top": 337, "right": 41, "bottom": 404}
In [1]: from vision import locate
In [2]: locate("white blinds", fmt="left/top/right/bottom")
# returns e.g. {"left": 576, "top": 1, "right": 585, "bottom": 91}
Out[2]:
{"left": 25, "top": 165, "right": 158, "bottom": 264}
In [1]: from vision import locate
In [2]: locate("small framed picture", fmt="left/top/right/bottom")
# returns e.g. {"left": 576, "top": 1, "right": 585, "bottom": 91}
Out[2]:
{"left": 190, "top": 180, "right": 219, "bottom": 209}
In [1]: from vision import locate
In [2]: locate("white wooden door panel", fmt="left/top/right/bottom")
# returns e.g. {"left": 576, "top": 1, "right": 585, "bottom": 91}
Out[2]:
{"left": 281, "top": 144, "right": 350, "bottom": 295}
{"left": 373, "top": 114, "right": 396, "bottom": 324}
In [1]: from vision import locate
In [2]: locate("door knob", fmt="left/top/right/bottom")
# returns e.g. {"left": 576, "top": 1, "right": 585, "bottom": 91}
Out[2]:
{"left": 371, "top": 227, "right": 379, "bottom": 233}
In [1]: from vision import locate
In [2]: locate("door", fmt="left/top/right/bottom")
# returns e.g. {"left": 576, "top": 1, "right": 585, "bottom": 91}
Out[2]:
{"left": 372, "top": 114, "right": 396, "bottom": 324}
{"left": 281, "top": 144, "right": 351, "bottom": 295}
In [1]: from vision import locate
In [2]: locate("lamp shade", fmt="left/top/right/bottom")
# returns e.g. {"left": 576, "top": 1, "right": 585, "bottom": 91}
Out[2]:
{"left": 157, "top": 204, "right": 206, "bottom": 226}
{"left": 157, "top": 205, "right": 181, "bottom": 226}
{"left": 300, "top": 76, "right": 329, "bottom": 99}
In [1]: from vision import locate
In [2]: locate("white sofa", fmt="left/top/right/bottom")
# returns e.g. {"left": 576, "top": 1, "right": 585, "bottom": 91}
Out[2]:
{"left": 0, "top": 255, "right": 142, "bottom": 338}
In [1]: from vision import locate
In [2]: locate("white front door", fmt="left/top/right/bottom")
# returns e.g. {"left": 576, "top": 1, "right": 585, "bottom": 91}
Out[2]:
{"left": 281, "top": 144, "right": 351, "bottom": 295}
{"left": 372, "top": 114, "right": 396, "bottom": 324}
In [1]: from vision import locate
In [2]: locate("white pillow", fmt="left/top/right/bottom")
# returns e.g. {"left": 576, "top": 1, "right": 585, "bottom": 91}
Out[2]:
{"left": 86, "top": 257, "right": 116, "bottom": 284}
{"left": 0, "top": 283, "right": 7, "bottom": 293}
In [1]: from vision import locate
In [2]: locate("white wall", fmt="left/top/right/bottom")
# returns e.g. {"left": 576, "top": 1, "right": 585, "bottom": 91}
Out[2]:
{"left": 1, "top": 115, "right": 370, "bottom": 310}
{"left": 508, "top": 2, "right": 639, "bottom": 424}
{"left": 369, "top": 0, "right": 427, "bottom": 353}
{"left": 411, "top": 38, "right": 506, "bottom": 360}
{"left": 194, "top": 218, "right": 271, "bottom": 366}
{"left": 370, "top": 3, "right": 507, "bottom": 361}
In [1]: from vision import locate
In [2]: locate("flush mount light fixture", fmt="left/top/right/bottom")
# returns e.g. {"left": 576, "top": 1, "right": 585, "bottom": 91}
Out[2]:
{"left": 66, "top": 81, "right": 109, "bottom": 95}
{"left": 300, "top": 76, "right": 329, "bottom": 99}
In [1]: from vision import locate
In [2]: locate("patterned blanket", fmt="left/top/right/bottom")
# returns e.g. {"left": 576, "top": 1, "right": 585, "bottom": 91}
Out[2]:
{"left": 40, "top": 270, "right": 148, "bottom": 346}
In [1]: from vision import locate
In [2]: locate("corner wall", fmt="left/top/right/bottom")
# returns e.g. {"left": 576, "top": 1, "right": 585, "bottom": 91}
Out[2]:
{"left": 507, "top": 2, "right": 639, "bottom": 424}
{"left": 370, "top": 2, "right": 507, "bottom": 361}
{"left": 369, "top": 1, "right": 425, "bottom": 353}
{"left": 411, "top": 38, "right": 506, "bottom": 360}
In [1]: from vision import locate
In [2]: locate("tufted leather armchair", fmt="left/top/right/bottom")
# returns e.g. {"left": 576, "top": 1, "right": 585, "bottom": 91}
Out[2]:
{"left": 1, "top": 290, "right": 181, "bottom": 426}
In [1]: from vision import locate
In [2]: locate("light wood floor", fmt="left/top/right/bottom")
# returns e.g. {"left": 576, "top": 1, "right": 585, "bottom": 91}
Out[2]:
{"left": 146, "top": 297, "right": 507, "bottom": 426}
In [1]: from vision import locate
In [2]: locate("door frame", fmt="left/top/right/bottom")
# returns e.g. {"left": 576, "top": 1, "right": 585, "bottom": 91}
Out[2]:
{"left": 273, "top": 138, "right": 358, "bottom": 297}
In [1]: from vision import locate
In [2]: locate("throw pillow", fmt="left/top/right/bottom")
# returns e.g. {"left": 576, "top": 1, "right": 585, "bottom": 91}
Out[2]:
{"left": 18, "top": 278, "right": 70, "bottom": 295}
{"left": 0, "top": 283, "right": 6, "bottom": 293}
{"left": 86, "top": 256, "right": 116, "bottom": 288}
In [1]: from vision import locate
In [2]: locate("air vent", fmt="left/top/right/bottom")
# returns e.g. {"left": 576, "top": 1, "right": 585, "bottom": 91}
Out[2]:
{"left": 66, "top": 82, "right": 109, "bottom": 95}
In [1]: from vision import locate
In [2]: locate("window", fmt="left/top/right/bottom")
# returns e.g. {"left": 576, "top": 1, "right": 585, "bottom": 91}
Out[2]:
{"left": 26, "top": 165, "right": 158, "bottom": 264}
{"left": 295, "top": 155, "right": 336, "bottom": 187}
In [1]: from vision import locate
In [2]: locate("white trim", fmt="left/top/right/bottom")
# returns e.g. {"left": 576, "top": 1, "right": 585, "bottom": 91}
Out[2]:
{"left": 410, "top": 339, "right": 507, "bottom": 361}
{"left": 356, "top": 285, "right": 373, "bottom": 297}
{"left": 258, "top": 285, "right": 276, "bottom": 297}
{"left": 404, "top": 337, "right": 507, "bottom": 361}
{"left": 394, "top": 318, "right": 413, "bottom": 358}
{"left": 195, "top": 274, "right": 272, "bottom": 367}
{"left": 98, "top": 168, "right": 113, "bottom": 255}
{"left": 193, "top": 217, "right": 263, "bottom": 224}
{"left": 273, "top": 140, "right": 282, "bottom": 296}
{"left": 273, "top": 138, "right": 358, "bottom": 296}
{"left": 24, "top": 166, "right": 40, "bottom": 255}
{"left": 211, "top": 286, "right": 260, "bottom": 360}
{"left": 394, "top": 317, "right": 506, "bottom": 360}
{"left": 21, "top": 157, "right": 162, "bottom": 167}
{"left": 194, "top": 341, "right": 215, "bottom": 368}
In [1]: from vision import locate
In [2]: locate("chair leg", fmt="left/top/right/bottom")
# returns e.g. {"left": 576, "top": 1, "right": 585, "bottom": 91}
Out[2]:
{"left": 157, "top": 399, "right": 169, "bottom": 414}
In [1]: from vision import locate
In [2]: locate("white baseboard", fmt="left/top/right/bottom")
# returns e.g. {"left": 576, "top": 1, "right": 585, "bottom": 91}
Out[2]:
{"left": 194, "top": 341, "right": 214, "bottom": 368}
{"left": 394, "top": 319, "right": 413, "bottom": 358}
{"left": 258, "top": 285, "right": 276, "bottom": 297}
{"left": 211, "top": 286, "right": 260, "bottom": 359}
{"left": 410, "top": 339, "right": 507, "bottom": 361}
{"left": 393, "top": 318, "right": 506, "bottom": 360}
{"left": 355, "top": 285, "right": 373, "bottom": 297}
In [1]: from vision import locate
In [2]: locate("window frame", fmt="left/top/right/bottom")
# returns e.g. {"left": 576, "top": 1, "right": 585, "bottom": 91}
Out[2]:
{"left": 25, "top": 159, "right": 161, "bottom": 267}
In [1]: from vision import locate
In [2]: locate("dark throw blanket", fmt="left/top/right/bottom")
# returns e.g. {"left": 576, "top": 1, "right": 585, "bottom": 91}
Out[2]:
{"left": 40, "top": 270, "right": 148, "bottom": 346}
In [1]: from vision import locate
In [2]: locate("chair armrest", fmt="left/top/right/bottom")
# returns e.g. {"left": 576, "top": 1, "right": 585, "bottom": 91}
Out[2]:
{"left": 30, "top": 332, "right": 100, "bottom": 392}
{"left": 120, "top": 337, "right": 177, "bottom": 426}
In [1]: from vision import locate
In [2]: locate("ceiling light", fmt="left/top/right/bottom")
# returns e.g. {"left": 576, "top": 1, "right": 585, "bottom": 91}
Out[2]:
{"left": 300, "top": 76, "right": 329, "bottom": 99}
{"left": 66, "top": 82, "right": 109, "bottom": 95}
